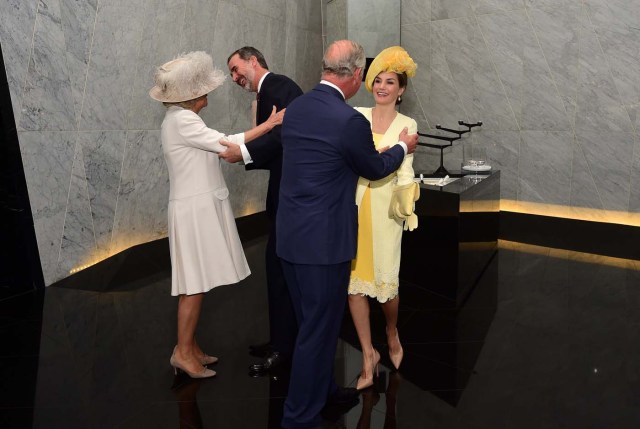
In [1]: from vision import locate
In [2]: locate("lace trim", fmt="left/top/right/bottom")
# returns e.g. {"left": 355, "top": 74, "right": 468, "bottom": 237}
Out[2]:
{"left": 348, "top": 276, "right": 399, "bottom": 303}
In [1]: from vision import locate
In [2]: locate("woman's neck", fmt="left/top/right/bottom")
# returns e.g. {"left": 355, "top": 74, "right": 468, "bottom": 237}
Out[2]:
{"left": 371, "top": 104, "right": 397, "bottom": 134}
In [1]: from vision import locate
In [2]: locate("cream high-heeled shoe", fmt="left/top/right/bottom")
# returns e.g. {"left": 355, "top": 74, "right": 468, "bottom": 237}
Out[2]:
{"left": 200, "top": 354, "right": 218, "bottom": 365}
{"left": 170, "top": 349, "right": 216, "bottom": 378}
{"left": 175, "top": 346, "right": 218, "bottom": 366}
{"left": 356, "top": 348, "right": 380, "bottom": 390}
{"left": 388, "top": 329, "right": 404, "bottom": 370}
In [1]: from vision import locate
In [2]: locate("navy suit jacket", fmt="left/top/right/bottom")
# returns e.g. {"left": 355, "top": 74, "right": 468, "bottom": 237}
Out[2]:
{"left": 246, "top": 73, "right": 303, "bottom": 219}
{"left": 276, "top": 83, "right": 406, "bottom": 265}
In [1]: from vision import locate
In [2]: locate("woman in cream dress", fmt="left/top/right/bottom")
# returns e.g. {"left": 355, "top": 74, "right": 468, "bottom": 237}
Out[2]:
{"left": 348, "top": 47, "right": 419, "bottom": 390}
{"left": 150, "top": 51, "right": 284, "bottom": 378}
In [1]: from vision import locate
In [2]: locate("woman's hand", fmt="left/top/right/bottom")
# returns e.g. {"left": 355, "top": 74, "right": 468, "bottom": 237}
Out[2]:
{"left": 266, "top": 105, "right": 286, "bottom": 129}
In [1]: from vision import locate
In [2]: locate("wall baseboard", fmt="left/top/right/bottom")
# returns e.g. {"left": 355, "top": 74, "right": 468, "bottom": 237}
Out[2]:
{"left": 500, "top": 211, "right": 640, "bottom": 260}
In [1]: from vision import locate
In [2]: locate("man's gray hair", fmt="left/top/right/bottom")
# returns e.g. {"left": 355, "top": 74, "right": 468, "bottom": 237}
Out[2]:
{"left": 322, "top": 40, "right": 366, "bottom": 78}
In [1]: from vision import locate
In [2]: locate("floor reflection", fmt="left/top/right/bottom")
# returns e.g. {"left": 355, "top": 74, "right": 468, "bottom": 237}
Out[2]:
{"left": 3, "top": 236, "right": 640, "bottom": 428}
{"left": 172, "top": 377, "right": 204, "bottom": 429}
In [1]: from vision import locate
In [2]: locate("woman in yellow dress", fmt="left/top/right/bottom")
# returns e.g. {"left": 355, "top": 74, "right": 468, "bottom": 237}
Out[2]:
{"left": 348, "top": 46, "right": 419, "bottom": 390}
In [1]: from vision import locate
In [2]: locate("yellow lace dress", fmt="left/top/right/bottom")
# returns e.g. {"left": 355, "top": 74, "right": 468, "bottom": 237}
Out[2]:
{"left": 348, "top": 119, "right": 416, "bottom": 303}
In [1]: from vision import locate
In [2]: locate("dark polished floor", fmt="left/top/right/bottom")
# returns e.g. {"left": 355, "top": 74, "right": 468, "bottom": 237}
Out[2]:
{"left": 2, "top": 236, "right": 640, "bottom": 428}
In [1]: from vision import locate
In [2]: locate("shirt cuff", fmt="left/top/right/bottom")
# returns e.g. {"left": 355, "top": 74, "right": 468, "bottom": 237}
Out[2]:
{"left": 397, "top": 141, "right": 408, "bottom": 155}
{"left": 240, "top": 143, "right": 253, "bottom": 165}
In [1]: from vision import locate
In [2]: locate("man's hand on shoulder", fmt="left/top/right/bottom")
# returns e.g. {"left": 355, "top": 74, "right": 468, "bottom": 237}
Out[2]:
{"left": 218, "top": 140, "right": 243, "bottom": 163}
{"left": 399, "top": 127, "right": 418, "bottom": 154}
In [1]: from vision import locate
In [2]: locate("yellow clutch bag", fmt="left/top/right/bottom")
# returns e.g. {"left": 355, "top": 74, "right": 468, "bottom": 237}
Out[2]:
{"left": 388, "top": 182, "right": 420, "bottom": 231}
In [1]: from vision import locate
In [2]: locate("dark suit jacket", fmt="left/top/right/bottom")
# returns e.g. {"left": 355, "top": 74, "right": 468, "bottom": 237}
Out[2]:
{"left": 276, "top": 83, "right": 406, "bottom": 265}
{"left": 246, "top": 73, "right": 303, "bottom": 219}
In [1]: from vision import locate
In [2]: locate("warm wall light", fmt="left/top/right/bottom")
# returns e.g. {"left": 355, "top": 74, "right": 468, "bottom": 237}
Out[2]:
{"left": 501, "top": 199, "right": 640, "bottom": 227}
{"left": 69, "top": 263, "right": 96, "bottom": 274}
{"left": 68, "top": 232, "right": 165, "bottom": 275}
{"left": 499, "top": 239, "right": 640, "bottom": 271}
{"left": 238, "top": 201, "right": 262, "bottom": 217}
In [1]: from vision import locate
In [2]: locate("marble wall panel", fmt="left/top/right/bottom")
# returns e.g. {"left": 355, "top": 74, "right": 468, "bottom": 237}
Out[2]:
{"left": 569, "top": 138, "right": 603, "bottom": 211}
{"left": 111, "top": 130, "right": 169, "bottom": 255}
{"left": 584, "top": 0, "right": 640, "bottom": 32}
{"left": 19, "top": 0, "right": 77, "bottom": 131}
{"left": 431, "top": 0, "right": 473, "bottom": 20}
{"left": 285, "top": 25, "right": 324, "bottom": 92}
{"left": 60, "top": 0, "right": 97, "bottom": 127}
{"left": 594, "top": 27, "right": 640, "bottom": 107}
{"left": 79, "top": 0, "right": 145, "bottom": 130}
{"left": 325, "top": 0, "right": 347, "bottom": 45}
{"left": 77, "top": 131, "right": 127, "bottom": 256}
{"left": 630, "top": 104, "right": 640, "bottom": 135}
{"left": 474, "top": 131, "right": 521, "bottom": 200}
{"left": 226, "top": 0, "right": 287, "bottom": 20}
{"left": 348, "top": 0, "right": 400, "bottom": 55}
{"left": 575, "top": 29, "right": 634, "bottom": 133}
{"left": 400, "top": 23, "right": 431, "bottom": 122}
{"left": 524, "top": 0, "right": 570, "bottom": 9}
{"left": 575, "top": 130, "right": 634, "bottom": 212}
{"left": 401, "top": 0, "right": 431, "bottom": 25}
{"left": 221, "top": 163, "right": 269, "bottom": 217}
{"left": 0, "top": 0, "right": 38, "bottom": 125}
{"left": 398, "top": 0, "right": 640, "bottom": 213}
{"left": 18, "top": 131, "right": 76, "bottom": 285}
{"left": 424, "top": 53, "right": 467, "bottom": 127}
{"left": 208, "top": 0, "right": 282, "bottom": 132}
{"left": 211, "top": 0, "right": 284, "bottom": 71}
{"left": 431, "top": 17, "right": 518, "bottom": 130}
{"left": 1, "top": 0, "right": 323, "bottom": 285}
{"left": 126, "top": 0, "right": 187, "bottom": 131}
{"left": 629, "top": 137, "right": 640, "bottom": 213}
{"left": 286, "top": 0, "right": 323, "bottom": 33}
{"left": 528, "top": 5, "right": 584, "bottom": 124}
{"left": 478, "top": 10, "right": 571, "bottom": 131}
{"left": 518, "top": 131, "right": 572, "bottom": 205}
{"left": 180, "top": 0, "right": 220, "bottom": 53}
{"left": 57, "top": 144, "right": 96, "bottom": 278}
{"left": 471, "top": 0, "right": 526, "bottom": 15}
{"left": 399, "top": 79, "right": 429, "bottom": 126}
{"left": 303, "top": 28, "right": 326, "bottom": 91}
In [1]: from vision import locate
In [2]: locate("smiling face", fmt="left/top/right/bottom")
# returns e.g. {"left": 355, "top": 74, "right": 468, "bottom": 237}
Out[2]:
{"left": 372, "top": 72, "right": 405, "bottom": 106}
{"left": 227, "top": 53, "right": 256, "bottom": 92}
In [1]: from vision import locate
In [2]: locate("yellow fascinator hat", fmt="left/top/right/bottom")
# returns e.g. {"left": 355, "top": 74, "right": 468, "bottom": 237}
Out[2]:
{"left": 365, "top": 46, "right": 417, "bottom": 92}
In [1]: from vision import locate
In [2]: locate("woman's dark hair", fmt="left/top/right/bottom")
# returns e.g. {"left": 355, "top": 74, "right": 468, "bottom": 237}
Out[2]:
{"left": 396, "top": 72, "right": 408, "bottom": 105}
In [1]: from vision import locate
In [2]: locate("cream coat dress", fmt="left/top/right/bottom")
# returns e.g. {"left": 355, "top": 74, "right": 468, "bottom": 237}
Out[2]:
{"left": 162, "top": 106, "right": 250, "bottom": 296}
{"left": 348, "top": 107, "right": 417, "bottom": 302}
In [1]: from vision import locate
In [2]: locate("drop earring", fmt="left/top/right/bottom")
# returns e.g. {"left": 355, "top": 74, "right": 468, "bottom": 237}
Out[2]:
{"left": 397, "top": 95, "right": 402, "bottom": 102}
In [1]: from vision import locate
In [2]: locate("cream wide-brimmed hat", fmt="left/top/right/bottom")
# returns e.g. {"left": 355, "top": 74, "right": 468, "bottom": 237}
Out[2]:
{"left": 149, "top": 51, "right": 226, "bottom": 102}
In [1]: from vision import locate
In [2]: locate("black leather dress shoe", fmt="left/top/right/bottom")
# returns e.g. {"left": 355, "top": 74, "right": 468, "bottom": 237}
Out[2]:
{"left": 326, "top": 387, "right": 359, "bottom": 406}
{"left": 322, "top": 387, "right": 359, "bottom": 422}
{"left": 248, "top": 341, "right": 272, "bottom": 358}
{"left": 249, "top": 351, "right": 286, "bottom": 374}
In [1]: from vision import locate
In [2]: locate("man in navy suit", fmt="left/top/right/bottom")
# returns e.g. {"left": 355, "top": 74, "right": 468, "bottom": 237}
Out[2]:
{"left": 221, "top": 47, "right": 302, "bottom": 375}
{"left": 276, "top": 40, "right": 418, "bottom": 429}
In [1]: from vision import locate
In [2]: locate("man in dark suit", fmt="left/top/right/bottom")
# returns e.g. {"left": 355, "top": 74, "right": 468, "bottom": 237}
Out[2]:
{"left": 221, "top": 47, "right": 302, "bottom": 375}
{"left": 276, "top": 40, "right": 418, "bottom": 429}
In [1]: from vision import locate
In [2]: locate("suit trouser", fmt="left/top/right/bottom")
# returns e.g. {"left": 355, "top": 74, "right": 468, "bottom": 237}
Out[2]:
{"left": 265, "top": 224, "right": 298, "bottom": 357}
{"left": 280, "top": 259, "right": 350, "bottom": 429}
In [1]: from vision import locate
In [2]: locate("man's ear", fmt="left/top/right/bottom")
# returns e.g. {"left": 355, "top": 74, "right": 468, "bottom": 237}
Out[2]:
{"left": 354, "top": 67, "right": 362, "bottom": 81}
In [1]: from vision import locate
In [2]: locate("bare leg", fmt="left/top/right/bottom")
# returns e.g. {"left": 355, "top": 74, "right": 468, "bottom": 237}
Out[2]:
{"left": 348, "top": 294, "right": 377, "bottom": 378}
{"left": 175, "top": 293, "right": 206, "bottom": 373}
{"left": 381, "top": 296, "right": 402, "bottom": 367}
